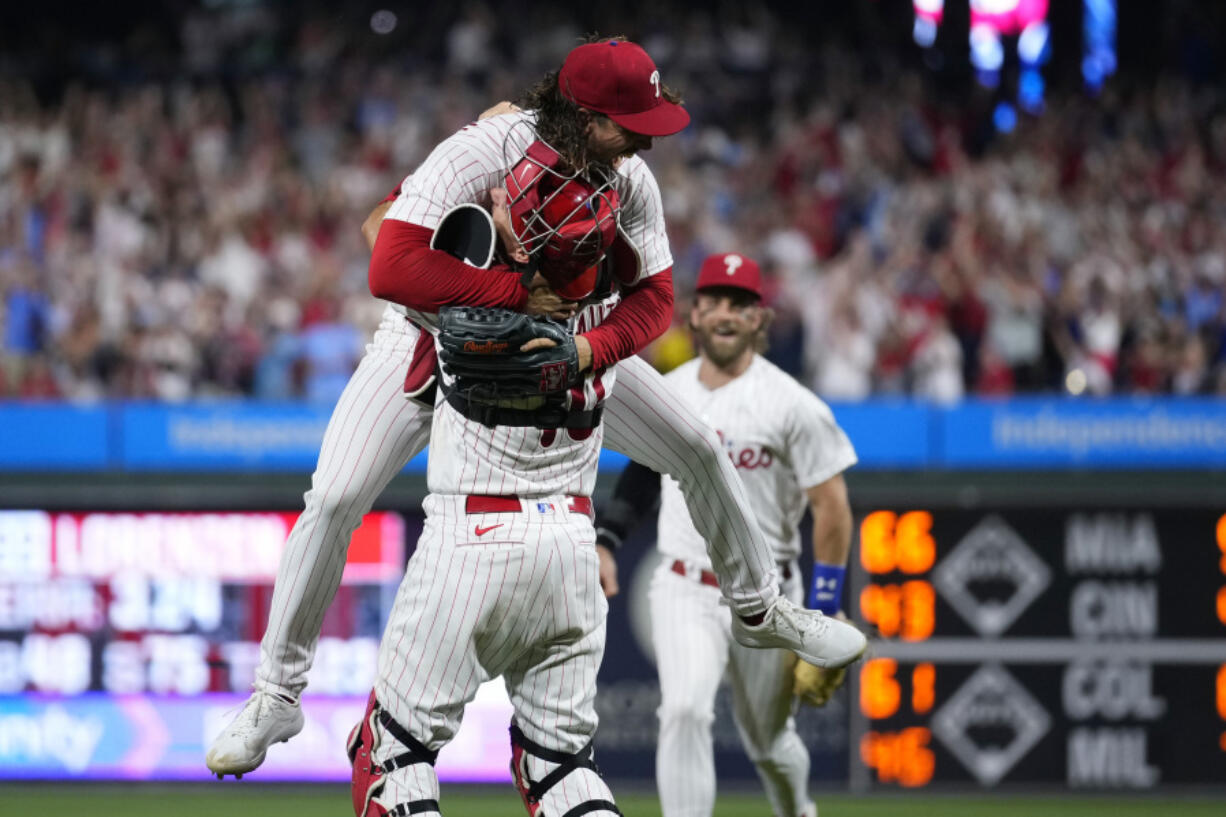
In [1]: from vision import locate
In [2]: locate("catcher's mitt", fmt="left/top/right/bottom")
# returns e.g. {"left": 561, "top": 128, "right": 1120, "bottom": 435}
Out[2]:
{"left": 793, "top": 660, "right": 847, "bottom": 707}
{"left": 437, "top": 305, "right": 581, "bottom": 404}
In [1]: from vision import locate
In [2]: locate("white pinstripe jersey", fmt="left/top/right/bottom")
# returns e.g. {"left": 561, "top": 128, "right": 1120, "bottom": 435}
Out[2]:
{"left": 657, "top": 356, "right": 858, "bottom": 564}
{"left": 383, "top": 111, "right": 672, "bottom": 497}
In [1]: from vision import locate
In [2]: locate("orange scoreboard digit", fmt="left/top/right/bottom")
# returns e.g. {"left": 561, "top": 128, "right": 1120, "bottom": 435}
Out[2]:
{"left": 856, "top": 510, "right": 941, "bottom": 787}
{"left": 859, "top": 511, "right": 937, "bottom": 641}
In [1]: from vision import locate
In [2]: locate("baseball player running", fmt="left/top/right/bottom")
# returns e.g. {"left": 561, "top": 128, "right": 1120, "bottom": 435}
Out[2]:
{"left": 595, "top": 253, "right": 858, "bottom": 817}
{"left": 207, "top": 39, "right": 864, "bottom": 784}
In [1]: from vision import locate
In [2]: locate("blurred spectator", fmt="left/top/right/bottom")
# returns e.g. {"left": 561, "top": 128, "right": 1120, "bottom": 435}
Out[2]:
{"left": 911, "top": 314, "right": 964, "bottom": 405}
{"left": 299, "top": 296, "right": 363, "bottom": 405}
{"left": 2, "top": 260, "right": 50, "bottom": 387}
{"left": 813, "top": 296, "right": 876, "bottom": 401}
{"left": 1172, "top": 334, "right": 1210, "bottom": 396}
{"left": 980, "top": 269, "right": 1044, "bottom": 391}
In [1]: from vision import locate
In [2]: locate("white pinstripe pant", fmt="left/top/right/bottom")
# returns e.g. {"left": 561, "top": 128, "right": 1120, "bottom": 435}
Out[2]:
{"left": 370, "top": 495, "right": 614, "bottom": 814}
{"left": 256, "top": 312, "right": 779, "bottom": 698}
{"left": 652, "top": 561, "right": 813, "bottom": 817}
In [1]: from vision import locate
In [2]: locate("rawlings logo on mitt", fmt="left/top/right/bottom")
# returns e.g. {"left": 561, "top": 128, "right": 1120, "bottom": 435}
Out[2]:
{"left": 462, "top": 339, "right": 510, "bottom": 354}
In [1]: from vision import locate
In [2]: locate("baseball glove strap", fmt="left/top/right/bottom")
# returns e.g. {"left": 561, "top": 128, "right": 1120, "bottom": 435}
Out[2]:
{"left": 442, "top": 387, "right": 603, "bottom": 430}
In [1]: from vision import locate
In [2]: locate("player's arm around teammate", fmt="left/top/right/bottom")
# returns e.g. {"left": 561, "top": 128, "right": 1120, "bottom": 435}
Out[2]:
{"left": 358, "top": 51, "right": 787, "bottom": 616}
{"left": 364, "top": 56, "right": 865, "bottom": 660}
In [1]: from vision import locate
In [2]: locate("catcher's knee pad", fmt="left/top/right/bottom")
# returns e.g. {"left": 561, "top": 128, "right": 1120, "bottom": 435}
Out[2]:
{"left": 347, "top": 690, "right": 441, "bottom": 816}
{"left": 509, "top": 724, "right": 621, "bottom": 817}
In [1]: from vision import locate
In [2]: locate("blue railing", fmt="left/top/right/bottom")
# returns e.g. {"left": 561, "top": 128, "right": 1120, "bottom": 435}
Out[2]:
{"left": 2, "top": 397, "right": 1225, "bottom": 471}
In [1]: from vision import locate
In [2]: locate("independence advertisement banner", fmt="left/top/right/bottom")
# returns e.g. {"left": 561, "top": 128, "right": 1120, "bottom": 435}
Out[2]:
{"left": 938, "top": 398, "right": 1226, "bottom": 468}
{"left": 2, "top": 398, "right": 1225, "bottom": 471}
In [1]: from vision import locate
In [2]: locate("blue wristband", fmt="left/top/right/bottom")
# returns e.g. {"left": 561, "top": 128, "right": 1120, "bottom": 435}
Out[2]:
{"left": 808, "top": 563, "right": 846, "bottom": 614}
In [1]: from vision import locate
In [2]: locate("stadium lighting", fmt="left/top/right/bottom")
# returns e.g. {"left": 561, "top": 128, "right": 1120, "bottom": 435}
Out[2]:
{"left": 912, "top": 0, "right": 945, "bottom": 47}
{"left": 1017, "top": 21, "right": 1050, "bottom": 65}
{"left": 970, "top": 24, "right": 1005, "bottom": 71}
{"left": 993, "top": 101, "right": 1018, "bottom": 133}
{"left": 1083, "top": 0, "right": 1117, "bottom": 92}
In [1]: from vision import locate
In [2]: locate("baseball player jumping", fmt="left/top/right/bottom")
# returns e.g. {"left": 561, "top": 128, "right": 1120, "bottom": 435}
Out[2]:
{"left": 206, "top": 39, "right": 865, "bottom": 787}
{"left": 595, "top": 253, "right": 858, "bottom": 817}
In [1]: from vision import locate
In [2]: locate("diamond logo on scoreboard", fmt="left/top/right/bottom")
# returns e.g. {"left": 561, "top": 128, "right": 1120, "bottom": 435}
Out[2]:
{"left": 931, "top": 664, "right": 1050, "bottom": 786}
{"left": 933, "top": 514, "right": 1050, "bottom": 636}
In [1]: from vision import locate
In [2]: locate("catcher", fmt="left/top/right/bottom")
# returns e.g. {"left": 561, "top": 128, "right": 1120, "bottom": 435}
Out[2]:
{"left": 592, "top": 252, "right": 859, "bottom": 817}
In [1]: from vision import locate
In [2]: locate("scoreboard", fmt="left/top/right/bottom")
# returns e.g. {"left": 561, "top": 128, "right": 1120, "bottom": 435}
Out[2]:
{"left": 852, "top": 507, "right": 1226, "bottom": 789}
{"left": 0, "top": 509, "right": 409, "bottom": 780}
{"left": 0, "top": 510, "right": 405, "bottom": 698}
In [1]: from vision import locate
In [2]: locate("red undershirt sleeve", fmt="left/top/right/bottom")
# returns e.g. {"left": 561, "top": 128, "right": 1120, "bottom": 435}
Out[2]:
{"left": 368, "top": 219, "right": 529, "bottom": 312}
{"left": 582, "top": 270, "right": 674, "bottom": 370}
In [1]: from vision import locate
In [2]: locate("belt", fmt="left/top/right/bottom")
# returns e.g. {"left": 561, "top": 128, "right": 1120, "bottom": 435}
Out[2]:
{"left": 671, "top": 559, "right": 720, "bottom": 588}
{"left": 465, "top": 494, "right": 593, "bottom": 518}
{"left": 670, "top": 559, "right": 794, "bottom": 589}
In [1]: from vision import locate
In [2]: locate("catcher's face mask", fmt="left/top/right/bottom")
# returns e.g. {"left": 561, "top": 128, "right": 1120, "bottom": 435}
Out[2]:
{"left": 504, "top": 139, "right": 620, "bottom": 300}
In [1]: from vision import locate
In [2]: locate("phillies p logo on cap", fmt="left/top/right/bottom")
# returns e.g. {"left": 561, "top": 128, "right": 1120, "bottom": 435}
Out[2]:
{"left": 558, "top": 40, "right": 690, "bottom": 137}
{"left": 695, "top": 252, "right": 763, "bottom": 298}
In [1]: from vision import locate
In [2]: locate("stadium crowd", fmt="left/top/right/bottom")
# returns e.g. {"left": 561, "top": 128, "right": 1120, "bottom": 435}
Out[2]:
{"left": 1, "top": 2, "right": 1225, "bottom": 403}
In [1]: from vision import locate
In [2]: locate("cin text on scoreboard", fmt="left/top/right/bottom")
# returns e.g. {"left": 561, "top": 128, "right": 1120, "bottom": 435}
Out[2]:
{"left": 852, "top": 508, "right": 1226, "bottom": 789}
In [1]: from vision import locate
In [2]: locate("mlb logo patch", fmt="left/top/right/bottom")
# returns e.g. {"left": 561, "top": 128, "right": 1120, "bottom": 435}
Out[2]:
{"left": 536, "top": 502, "right": 553, "bottom": 513}
{"left": 540, "top": 362, "right": 568, "bottom": 392}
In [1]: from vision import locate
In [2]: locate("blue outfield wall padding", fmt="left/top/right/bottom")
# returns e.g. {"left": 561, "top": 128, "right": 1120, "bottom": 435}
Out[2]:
{"left": 120, "top": 402, "right": 331, "bottom": 471}
{"left": 3, "top": 397, "right": 1226, "bottom": 472}
{"left": 826, "top": 400, "right": 934, "bottom": 468}
{"left": 938, "top": 396, "right": 1226, "bottom": 468}
{"left": 0, "top": 403, "right": 110, "bottom": 469}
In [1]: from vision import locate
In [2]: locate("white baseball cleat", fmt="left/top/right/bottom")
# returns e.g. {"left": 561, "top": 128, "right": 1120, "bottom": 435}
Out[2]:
{"left": 206, "top": 690, "right": 304, "bottom": 779}
{"left": 731, "top": 596, "right": 867, "bottom": 669}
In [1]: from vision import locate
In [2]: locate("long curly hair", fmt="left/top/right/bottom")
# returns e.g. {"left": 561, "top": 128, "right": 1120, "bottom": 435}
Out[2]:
{"left": 517, "top": 69, "right": 593, "bottom": 171}
{"left": 517, "top": 34, "right": 683, "bottom": 174}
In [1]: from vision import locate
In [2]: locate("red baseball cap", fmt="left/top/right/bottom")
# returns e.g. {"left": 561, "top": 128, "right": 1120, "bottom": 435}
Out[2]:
{"left": 558, "top": 40, "right": 690, "bottom": 137}
{"left": 696, "top": 253, "right": 762, "bottom": 299}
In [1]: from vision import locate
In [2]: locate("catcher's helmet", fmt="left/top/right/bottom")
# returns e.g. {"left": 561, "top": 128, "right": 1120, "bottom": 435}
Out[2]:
{"left": 504, "top": 140, "right": 620, "bottom": 300}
